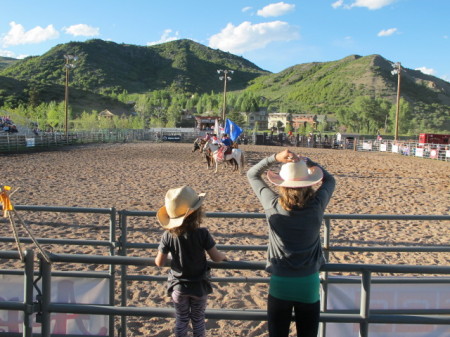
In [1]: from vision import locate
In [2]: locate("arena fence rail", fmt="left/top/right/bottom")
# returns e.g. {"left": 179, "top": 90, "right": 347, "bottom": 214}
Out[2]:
{"left": 2, "top": 129, "right": 449, "bottom": 162}
{"left": 0, "top": 206, "right": 449, "bottom": 337}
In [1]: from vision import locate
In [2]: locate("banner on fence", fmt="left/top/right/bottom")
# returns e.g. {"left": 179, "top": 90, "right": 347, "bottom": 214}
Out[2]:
{"left": 392, "top": 144, "right": 399, "bottom": 153}
{"left": 362, "top": 142, "right": 373, "bottom": 150}
{"left": 379, "top": 143, "right": 387, "bottom": 152}
{"left": 429, "top": 149, "right": 438, "bottom": 159}
{"left": 0, "top": 275, "right": 109, "bottom": 335}
{"left": 415, "top": 147, "right": 424, "bottom": 157}
{"left": 25, "top": 138, "right": 35, "bottom": 147}
{"left": 326, "top": 277, "right": 450, "bottom": 337}
{"left": 162, "top": 135, "right": 181, "bottom": 141}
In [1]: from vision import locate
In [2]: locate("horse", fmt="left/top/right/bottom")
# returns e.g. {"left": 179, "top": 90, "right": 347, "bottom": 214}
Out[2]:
{"left": 192, "top": 137, "right": 206, "bottom": 153}
{"left": 203, "top": 141, "right": 245, "bottom": 174}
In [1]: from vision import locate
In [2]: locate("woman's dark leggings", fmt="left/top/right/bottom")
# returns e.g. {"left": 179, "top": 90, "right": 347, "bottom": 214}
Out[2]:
{"left": 268, "top": 294, "right": 320, "bottom": 337}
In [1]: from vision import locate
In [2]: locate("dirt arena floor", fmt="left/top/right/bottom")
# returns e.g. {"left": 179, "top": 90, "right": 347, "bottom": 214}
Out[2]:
{"left": 1, "top": 142, "right": 449, "bottom": 336}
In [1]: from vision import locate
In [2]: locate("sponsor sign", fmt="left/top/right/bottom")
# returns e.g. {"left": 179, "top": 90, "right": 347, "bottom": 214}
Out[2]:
{"left": 363, "top": 142, "right": 373, "bottom": 150}
{"left": 326, "top": 277, "right": 450, "bottom": 336}
{"left": 0, "top": 275, "right": 109, "bottom": 335}
{"left": 25, "top": 138, "right": 35, "bottom": 147}
{"left": 162, "top": 135, "right": 181, "bottom": 141}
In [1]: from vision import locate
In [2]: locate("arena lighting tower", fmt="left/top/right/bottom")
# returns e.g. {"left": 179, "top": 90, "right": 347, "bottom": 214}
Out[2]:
{"left": 391, "top": 62, "right": 402, "bottom": 141}
{"left": 64, "top": 54, "right": 78, "bottom": 139}
{"left": 217, "top": 69, "right": 233, "bottom": 122}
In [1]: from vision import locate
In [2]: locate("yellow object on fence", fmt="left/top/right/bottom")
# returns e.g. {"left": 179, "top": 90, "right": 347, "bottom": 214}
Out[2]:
{"left": 0, "top": 185, "right": 51, "bottom": 263}
{"left": 0, "top": 185, "right": 14, "bottom": 217}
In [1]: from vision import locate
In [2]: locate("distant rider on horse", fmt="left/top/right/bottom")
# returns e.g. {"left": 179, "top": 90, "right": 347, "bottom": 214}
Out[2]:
{"left": 216, "top": 133, "right": 233, "bottom": 161}
{"left": 211, "top": 134, "right": 220, "bottom": 145}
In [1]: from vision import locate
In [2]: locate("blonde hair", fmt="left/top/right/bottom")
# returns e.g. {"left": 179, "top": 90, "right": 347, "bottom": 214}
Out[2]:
{"left": 278, "top": 186, "right": 315, "bottom": 211}
{"left": 168, "top": 206, "right": 204, "bottom": 237}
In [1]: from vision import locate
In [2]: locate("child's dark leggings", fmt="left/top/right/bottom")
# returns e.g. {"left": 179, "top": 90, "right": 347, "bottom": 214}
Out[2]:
{"left": 268, "top": 294, "right": 320, "bottom": 337}
{"left": 172, "top": 290, "right": 208, "bottom": 337}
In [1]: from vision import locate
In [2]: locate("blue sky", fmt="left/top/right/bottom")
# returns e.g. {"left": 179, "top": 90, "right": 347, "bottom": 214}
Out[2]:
{"left": 1, "top": 0, "right": 449, "bottom": 81}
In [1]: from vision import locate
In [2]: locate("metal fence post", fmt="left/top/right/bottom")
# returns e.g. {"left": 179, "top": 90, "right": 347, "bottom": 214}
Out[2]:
{"left": 23, "top": 249, "right": 34, "bottom": 337}
{"left": 109, "top": 207, "right": 116, "bottom": 337}
{"left": 320, "top": 217, "right": 332, "bottom": 337}
{"left": 118, "top": 210, "right": 128, "bottom": 337}
{"left": 40, "top": 256, "right": 52, "bottom": 337}
{"left": 359, "top": 270, "right": 371, "bottom": 337}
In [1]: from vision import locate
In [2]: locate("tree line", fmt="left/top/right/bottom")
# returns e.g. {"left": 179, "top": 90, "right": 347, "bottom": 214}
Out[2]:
{"left": 2, "top": 88, "right": 446, "bottom": 136}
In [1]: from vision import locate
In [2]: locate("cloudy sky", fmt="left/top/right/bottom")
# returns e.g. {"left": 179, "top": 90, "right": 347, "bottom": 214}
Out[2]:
{"left": 1, "top": 0, "right": 449, "bottom": 81}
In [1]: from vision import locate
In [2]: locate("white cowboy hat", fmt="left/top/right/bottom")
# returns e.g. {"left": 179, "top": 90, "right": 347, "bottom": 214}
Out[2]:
{"left": 156, "top": 186, "right": 206, "bottom": 229}
{"left": 267, "top": 160, "right": 323, "bottom": 188}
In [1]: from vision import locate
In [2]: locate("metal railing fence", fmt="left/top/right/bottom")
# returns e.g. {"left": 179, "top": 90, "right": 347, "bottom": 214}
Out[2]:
{"left": 1, "top": 250, "right": 449, "bottom": 337}
{"left": 0, "top": 206, "right": 449, "bottom": 337}
{"left": 0, "top": 129, "right": 202, "bottom": 153}
{"left": 354, "top": 139, "right": 450, "bottom": 161}
{"left": 2, "top": 128, "right": 449, "bottom": 162}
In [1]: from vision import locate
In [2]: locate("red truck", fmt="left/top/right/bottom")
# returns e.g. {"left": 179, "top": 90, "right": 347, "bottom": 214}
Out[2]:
{"left": 418, "top": 133, "right": 450, "bottom": 145}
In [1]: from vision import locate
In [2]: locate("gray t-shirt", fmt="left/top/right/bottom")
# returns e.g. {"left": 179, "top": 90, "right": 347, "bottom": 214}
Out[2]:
{"left": 158, "top": 227, "right": 216, "bottom": 296}
{"left": 247, "top": 155, "right": 336, "bottom": 277}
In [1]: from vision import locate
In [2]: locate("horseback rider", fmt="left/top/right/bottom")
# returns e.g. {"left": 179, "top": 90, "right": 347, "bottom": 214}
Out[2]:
{"left": 211, "top": 134, "right": 220, "bottom": 145}
{"left": 216, "top": 133, "right": 233, "bottom": 161}
{"left": 221, "top": 133, "right": 233, "bottom": 154}
{"left": 203, "top": 132, "right": 211, "bottom": 142}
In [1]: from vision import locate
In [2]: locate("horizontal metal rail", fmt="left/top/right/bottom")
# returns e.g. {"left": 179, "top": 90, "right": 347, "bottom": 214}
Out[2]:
{"left": 1, "top": 208, "right": 449, "bottom": 337}
{"left": 43, "top": 252, "right": 450, "bottom": 275}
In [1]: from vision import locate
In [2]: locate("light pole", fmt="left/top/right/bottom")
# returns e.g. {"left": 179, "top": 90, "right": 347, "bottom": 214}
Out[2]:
{"left": 391, "top": 62, "right": 401, "bottom": 141}
{"left": 64, "top": 54, "right": 77, "bottom": 138}
{"left": 217, "top": 69, "right": 233, "bottom": 122}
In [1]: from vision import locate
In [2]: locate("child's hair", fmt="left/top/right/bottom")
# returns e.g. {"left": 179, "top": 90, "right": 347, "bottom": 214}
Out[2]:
{"left": 168, "top": 206, "right": 204, "bottom": 237}
{"left": 278, "top": 186, "right": 314, "bottom": 211}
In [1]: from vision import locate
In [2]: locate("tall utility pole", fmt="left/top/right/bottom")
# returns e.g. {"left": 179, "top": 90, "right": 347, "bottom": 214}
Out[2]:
{"left": 217, "top": 69, "right": 233, "bottom": 122}
{"left": 64, "top": 54, "right": 77, "bottom": 139}
{"left": 391, "top": 62, "right": 401, "bottom": 141}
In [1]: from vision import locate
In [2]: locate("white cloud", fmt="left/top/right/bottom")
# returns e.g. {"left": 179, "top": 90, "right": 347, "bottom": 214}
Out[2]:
{"left": 0, "top": 48, "right": 29, "bottom": 59}
{"left": 1, "top": 21, "right": 59, "bottom": 47}
{"left": 0, "top": 49, "right": 16, "bottom": 58}
{"left": 257, "top": 2, "right": 295, "bottom": 17}
{"left": 242, "top": 6, "right": 252, "bottom": 13}
{"left": 377, "top": 28, "right": 397, "bottom": 36}
{"left": 209, "top": 21, "right": 300, "bottom": 54}
{"left": 415, "top": 67, "right": 436, "bottom": 76}
{"left": 351, "top": 0, "right": 397, "bottom": 10}
{"left": 333, "top": 0, "right": 396, "bottom": 10}
{"left": 63, "top": 24, "right": 100, "bottom": 37}
{"left": 147, "top": 29, "right": 180, "bottom": 46}
{"left": 332, "top": 0, "right": 344, "bottom": 9}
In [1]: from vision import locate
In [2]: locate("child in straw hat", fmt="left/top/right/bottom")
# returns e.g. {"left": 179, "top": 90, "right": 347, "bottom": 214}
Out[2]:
{"left": 155, "top": 185, "right": 227, "bottom": 337}
{"left": 247, "top": 149, "right": 335, "bottom": 337}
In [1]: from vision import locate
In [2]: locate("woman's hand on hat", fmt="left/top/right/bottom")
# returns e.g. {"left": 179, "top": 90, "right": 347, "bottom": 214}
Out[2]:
{"left": 275, "top": 149, "right": 299, "bottom": 163}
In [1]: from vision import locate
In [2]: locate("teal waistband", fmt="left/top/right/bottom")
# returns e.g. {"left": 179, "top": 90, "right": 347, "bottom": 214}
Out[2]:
{"left": 269, "top": 272, "right": 320, "bottom": 303}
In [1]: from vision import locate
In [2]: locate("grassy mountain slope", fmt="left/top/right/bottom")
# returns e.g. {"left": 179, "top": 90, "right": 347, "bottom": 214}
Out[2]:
{"left": 246, "top": 54, "right": 450, "bottom": 115}
{"left": 0, "top": 56, "right": 19, "bottom": 70}
{"left": 0, "top": 39, "right": 268, "bottom": 95}
{"left": 0, "top": 40, "right": 448, "bottom": 131}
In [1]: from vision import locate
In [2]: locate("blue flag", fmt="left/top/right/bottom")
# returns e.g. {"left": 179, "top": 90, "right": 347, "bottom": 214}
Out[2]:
{"left": 224, "top": 118, "right": 243, "bottom": 141}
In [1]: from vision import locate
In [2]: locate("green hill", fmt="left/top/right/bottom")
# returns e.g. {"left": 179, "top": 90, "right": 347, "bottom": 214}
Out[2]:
{"left": 0, "top": 39, "right": 449, "bottom": 132}
{"left": 246, "top": 54, "right": 450, "bottom": 113}
{"left": 0, "top": 39, "right": 268, "bottom": 95}
{"left": 0, "top": 56, "right": 19, "bottom": 70}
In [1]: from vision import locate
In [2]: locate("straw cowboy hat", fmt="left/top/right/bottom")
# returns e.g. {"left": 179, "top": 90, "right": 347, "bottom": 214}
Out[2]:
{"left": 157, "top": 186, "right": 206, "bottom": 229}
{"left": 267, "top": 160, "right": 323, "bottom": 188}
